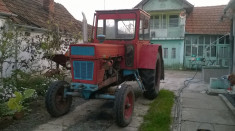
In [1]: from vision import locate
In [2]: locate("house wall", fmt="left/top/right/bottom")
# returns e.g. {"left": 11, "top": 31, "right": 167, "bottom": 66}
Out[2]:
{"left": 151, "top": 39, "right": 184, "bottom": 69}
{"left": 142, "top": 0, "right": 184, "bottom": 11}
{"left": 138, "top": 0, "right": 186, "bottom": 68}
{"left": 0, "top": 18, "right": 79, "bottom": 77}
{"left": 184, "top": 34, "right": 232, "bottom": 69}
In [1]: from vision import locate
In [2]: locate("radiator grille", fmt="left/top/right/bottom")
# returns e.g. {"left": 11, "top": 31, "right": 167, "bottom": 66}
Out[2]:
{"left": 73, "top": 61, "right": 94, "bottom": 80}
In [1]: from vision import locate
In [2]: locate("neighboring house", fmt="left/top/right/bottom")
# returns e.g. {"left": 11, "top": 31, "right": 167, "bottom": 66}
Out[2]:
{"left": 135, "top": 0, "right": 231, "bottom": 69}
{"left": 135, "top": 0, "right": 194, "bottom": 69}
{"left": 185, "top": 5, "right": 231, "bottom": 69}
{"left": 224, "top": 0, "right": 235, "bottom": 73}
{"left": 0, "top": 0, "right": 87, "bottom": 77}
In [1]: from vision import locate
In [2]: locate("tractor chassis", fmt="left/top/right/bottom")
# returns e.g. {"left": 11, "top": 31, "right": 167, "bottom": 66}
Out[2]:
{"left": 64, "top": 69, "right": 145, "bottom": 100}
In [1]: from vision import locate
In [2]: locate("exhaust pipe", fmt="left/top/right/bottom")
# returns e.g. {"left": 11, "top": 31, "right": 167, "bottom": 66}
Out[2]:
{"left": 82, "top": 12, "right": 88, "bottom": 43}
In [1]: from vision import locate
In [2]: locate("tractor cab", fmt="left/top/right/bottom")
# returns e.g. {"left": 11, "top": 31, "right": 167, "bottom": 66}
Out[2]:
{"left": 92, "top": 9, "right": 151, "bottom": 44}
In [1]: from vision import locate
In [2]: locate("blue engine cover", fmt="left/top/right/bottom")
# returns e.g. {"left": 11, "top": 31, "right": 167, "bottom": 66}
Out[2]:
{"left": 71, "top": 46, "right": 95, "bottom": 56}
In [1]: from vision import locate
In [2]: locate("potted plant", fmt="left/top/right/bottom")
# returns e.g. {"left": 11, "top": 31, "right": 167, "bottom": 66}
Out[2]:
{"left": 7, "top": 89, "right": 35, "bottom": 119}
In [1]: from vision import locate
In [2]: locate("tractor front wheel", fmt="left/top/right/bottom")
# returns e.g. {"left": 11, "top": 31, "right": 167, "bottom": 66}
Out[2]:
{"left": 45, "top": 81, "right": 72, "bottom": 117}
{"left": 114, "top": 84, "right": 135, "bottom": 127}
{"left": 139, "top": 53, "right": 161, "bottom": 100}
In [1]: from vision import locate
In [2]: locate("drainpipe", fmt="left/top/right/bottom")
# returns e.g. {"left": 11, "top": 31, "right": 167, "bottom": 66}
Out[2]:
{"left": 82, "top": 12, "right": 88, "bottom": 43}
{"left": 230, "top": 18, "right": 234, "bottom": 73}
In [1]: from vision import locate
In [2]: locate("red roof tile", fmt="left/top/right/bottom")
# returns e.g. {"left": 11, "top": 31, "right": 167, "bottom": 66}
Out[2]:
{"left": 2, "top": 0, "right": 91, "bottom": 35}
{"left": 186, "top": 5, "right": 230, "bottom": 35}
{"left": 0, "top": 0, "right": 11, "bottom": 13}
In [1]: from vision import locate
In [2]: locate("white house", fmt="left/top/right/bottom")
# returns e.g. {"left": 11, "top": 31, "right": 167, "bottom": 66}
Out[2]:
{"left": 0, "top": 0, "right": 87, "bottom": 77}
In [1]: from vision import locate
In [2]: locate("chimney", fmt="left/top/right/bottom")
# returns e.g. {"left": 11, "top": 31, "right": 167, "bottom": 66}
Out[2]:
{"left": 43, "top": 0, "right": 54, "bottom": 14}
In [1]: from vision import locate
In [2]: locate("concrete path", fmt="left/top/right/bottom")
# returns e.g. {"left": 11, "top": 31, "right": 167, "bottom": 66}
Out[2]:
{"left": 163, "top": 70, "right": 235, "bottom": 131}
{"left": 180, "top": 92, "right": 235, "bottom": 131}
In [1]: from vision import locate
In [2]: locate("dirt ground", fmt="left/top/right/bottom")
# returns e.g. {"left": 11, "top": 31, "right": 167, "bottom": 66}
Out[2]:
{"left": 0, "top": 97, "right": 87, "bottom": 131}
{"left": 0, "top": 70, "right": 199, "bottom": 131}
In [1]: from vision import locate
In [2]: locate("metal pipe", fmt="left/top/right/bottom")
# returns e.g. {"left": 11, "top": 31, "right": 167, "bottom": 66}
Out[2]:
{"left": 95, "top": 94, "right": 115, "bottom": 100}
{"left": 82, "top": 12, "right": 88, "bottom": 43}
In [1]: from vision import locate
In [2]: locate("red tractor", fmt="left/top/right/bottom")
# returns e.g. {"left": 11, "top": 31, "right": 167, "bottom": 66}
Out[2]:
{"left": 45, "top": 9, "right": 164, "bottom": 127}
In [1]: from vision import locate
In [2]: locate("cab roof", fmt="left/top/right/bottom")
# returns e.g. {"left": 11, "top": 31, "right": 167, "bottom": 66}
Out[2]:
{"left": 95, "top": 8, "right": 150, "bottom": 17}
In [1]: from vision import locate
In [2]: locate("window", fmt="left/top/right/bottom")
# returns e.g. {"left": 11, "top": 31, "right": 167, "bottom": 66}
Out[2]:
{"left": 199, "top": 36, "right": 204, "bottom": 44}
{"left": 150, "top": 16, "right": 154, "bottom": 29}
{"left": 164, "top": 48, "right": 168, "bottom": 58}
{"left": 169, "top": 15, "right": 179, "bottom": 27}
{"left": 211, "top": 46, "right": 216, "bottom": 57}
{"left": 150, "top": 14, "right": 167, "bottom": 29}
{"left": 139, "top": 15, "right": 150, "bottom": 40}
{"left": 205, "top": 36, "right": 210, "bottom": 44}
{"left": 118, "top": 20, "right": 135, "bottom": 35}
{"left": 192, "top": 46, "right": 197, "bottom": 56}
{"left": 154, "top": 15, "right": 160, "bottom": 29}
{"left": 185, "top": 36, "right": 191, "bottom": 45}
{"left": 106, "top": 20, "right": 115, "bottom": 39}
{"left": 210, "top": 36, "right": 216, "bottom": 45}
{"left": 171, "top": 48, "right": 176, "bottom": 59}
{"left": 219, "top": 36, "right": 225, "bottom": 44}
{"left": 97, "top": 18, "right": 136, "bottom": 40}
{"left": 97, "top": 19, "right": 104, "bottom": 35}
{"left": 186, "top": 46, "right": 191, "bottom": 56}
{"left": 225, "top": 35, "right": 230, "bottom": 44}
{"left": 198, "top": 46, "right": 203, "bottom": 56}
{"left": 162, "top": 14, "right": 167, "bottom": 29}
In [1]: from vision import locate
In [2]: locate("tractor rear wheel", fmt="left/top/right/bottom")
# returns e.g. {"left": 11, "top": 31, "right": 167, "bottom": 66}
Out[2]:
{"left": 139, "top": 53, "right": 161, "bottom": 100}
{"left": 45, "top": 81, "right": 72, "bottom": 117}
{"left": 114, "top": 84, "right": 135, "bottom": 127}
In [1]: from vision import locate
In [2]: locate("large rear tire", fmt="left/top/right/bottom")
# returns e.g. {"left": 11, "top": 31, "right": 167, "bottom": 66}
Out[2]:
{"left": 139, "top": 53, "right": 161, "bottom": 100}
{"left": 45, "top": 81, "right": 72, "bottom": 117}
{"left": 114, "top": 84, "right": 135, "bottom": 127}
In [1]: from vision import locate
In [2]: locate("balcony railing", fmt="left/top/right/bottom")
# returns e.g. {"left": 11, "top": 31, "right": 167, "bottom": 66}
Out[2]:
{"left": 150, "top": 26, "right": 184, "bottom": 39}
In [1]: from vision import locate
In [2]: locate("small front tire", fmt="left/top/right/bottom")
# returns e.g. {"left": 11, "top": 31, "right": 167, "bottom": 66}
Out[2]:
{"left": 45, "top": 81, "right": 72, "bottom": 117}
{"left": 114, "top": 84, "right": 135, "bottom": 127}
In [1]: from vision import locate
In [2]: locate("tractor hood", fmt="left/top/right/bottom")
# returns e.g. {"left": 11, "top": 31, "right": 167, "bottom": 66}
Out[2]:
{"left": 69, "top": 43, "right": 125, "bottom": 59}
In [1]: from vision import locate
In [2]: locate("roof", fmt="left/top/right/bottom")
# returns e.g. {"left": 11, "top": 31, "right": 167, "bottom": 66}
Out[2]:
{"left": 1, "top": 0, "right": 85, "bottom": 34}
{"left": 186, "top": 5, "right": 231, "bottom": 35}
{"left": 134, "top": 0, "right": 193, "bottom": 12}
{"left": 0, "top": 0, "right": 11, "bottom": 14}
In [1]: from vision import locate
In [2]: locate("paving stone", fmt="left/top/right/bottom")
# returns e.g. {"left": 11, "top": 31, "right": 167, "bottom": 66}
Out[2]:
{"left": 182, "top": 96, "right": 229, "bottom": 110}
{"left": 182, "top": 107, "right": 235, "bottom": 125}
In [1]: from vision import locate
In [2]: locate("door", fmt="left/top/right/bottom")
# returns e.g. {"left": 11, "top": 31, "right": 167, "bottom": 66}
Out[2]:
{"left": 162, "top": 45, "right": 180, "bottom": 68}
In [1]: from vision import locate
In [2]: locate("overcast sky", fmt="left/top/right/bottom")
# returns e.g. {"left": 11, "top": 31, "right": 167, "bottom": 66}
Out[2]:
{"left": 54, "top": 0, "right": 230, "bottom": 24}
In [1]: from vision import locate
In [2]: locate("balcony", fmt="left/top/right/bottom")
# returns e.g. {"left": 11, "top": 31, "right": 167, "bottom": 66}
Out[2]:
{"left": 150, "top": 26, "right": 185, "bottom": 39}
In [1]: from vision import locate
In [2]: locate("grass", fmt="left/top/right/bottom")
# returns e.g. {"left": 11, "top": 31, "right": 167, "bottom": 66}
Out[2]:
{"left": 139, "top": 89, "right": 175, "bottom": 131}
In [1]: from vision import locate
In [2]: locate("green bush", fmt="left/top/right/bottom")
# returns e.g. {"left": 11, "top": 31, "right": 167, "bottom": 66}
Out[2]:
{"left": 0, "top": 103, "right": 14, "bottom": 117}
{"left": 3, "top": 70, "right": 50, "bottom": 97}
{"left": 2, "top": 69, "right": 65, "bottom": 98}
{"left": 7, "top": 89, "right": 35, "bottom": 113}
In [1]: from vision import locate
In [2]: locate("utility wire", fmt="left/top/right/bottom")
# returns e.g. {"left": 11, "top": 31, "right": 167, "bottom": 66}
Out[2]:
{"left": 172, "top": 69, "right": 199, "bottom": 131}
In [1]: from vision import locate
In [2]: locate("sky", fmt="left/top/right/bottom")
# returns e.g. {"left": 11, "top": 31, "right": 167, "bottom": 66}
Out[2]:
{"left": 54, "top": 0, "right": 230, "bottom": 24}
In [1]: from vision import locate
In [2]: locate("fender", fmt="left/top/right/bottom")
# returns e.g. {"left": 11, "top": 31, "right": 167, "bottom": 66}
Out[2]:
{"left": 138, "top": 44, "right": 162, "bottom": 70}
